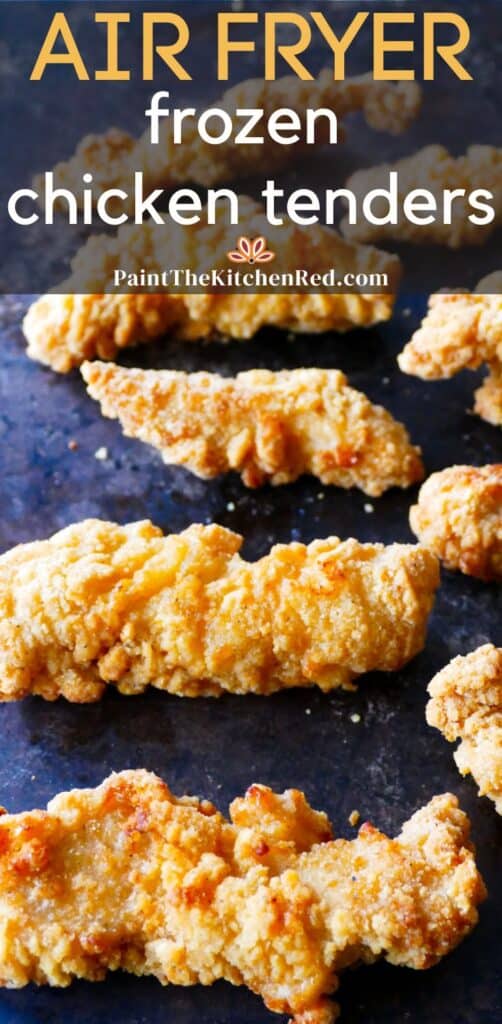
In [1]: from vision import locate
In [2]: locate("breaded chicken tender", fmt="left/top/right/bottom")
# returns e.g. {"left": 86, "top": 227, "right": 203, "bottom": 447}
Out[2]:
{"left": 23, "top": 198, "right": 400, "bottom": 373}
{"left": 0, "top": 519, "right": 439, "bottom": 703}
{"left": 82, "top": 363, "right": 424, "bottom": 494}
{"left": 398, "top": 274, "right": 502, "bottom": 426}
{"left": 427, "top": 645, "right": 502, "bottom": 814}
{"left": 409, "top": 465, "right": 502, "bottom": 581}
{"left": 341, "top": 145, "right": 502, "bottom": 248}
{"left": 40, "top": 73, "right": 421, "bottom": 209}
{"left": 0, "top": 770, "right": 485, "bottom": 1024}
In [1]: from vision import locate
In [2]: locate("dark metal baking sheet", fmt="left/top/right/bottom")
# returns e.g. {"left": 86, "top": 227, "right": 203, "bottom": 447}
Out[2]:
{"left": 0, "top": 291, "right": 500, "bottom": 1024}
{"left": 0, "top": 0, "right": 501, "bottom": 1018}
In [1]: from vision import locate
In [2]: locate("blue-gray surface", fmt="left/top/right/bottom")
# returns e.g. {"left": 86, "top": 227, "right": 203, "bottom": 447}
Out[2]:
{"left": 0, "top": 294, "right": 500, "bottom": 1024}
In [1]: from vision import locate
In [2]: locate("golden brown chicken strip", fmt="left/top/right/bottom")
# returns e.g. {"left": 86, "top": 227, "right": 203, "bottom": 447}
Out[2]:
{"left": 82, "top": 363, "right": 424, "bottom": 494}
{"left": 0, "top": 519, "right": 439, "bottom": 702}
{"left": 40, "top": 73, "right": 421, "bottom": 210}
{"left": 398, "top": 274, "right": 502, "bottom": 426}
{"left": 0, "top": 770, "right": 485, "bottom": 1024}
{"left": 427, "top": 645, "right": 502, "bottom": 814}
{"left": 341, "top": 145, "right": 502, "bottom": 248}
{"left": 409, "top": 465, "right": 502, "bottom": 581}
{"left": 23, "top": 198, "right": 400, "bottom": 374}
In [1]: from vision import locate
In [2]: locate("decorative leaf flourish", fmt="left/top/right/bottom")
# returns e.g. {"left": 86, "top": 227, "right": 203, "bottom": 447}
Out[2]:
{"left": 227, "top": 235, "right": 275, "bottom": 264}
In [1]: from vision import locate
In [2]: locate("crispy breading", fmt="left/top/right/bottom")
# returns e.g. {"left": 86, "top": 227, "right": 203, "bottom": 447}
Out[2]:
{"left": 398, "top": 288, "right": 502, "bottom": 380}
{"left": 427, "top": 645, "right": 502, "bottom": 814}
{"left": 409, "top": 465, "right": 502, "bottom": 581}
{"left": 82, "top": 363, "right": 424, "bottom": 494}
{"left": 0, "top": 770, "right": 485, "bottom": 1024}
{"left": 38, "top": 74, "right": 421, "bottom": 210}
{"left": 475, "top": 362, "right": 502, "bottom": 426}
{"left": 340, "top": 145, "right": 502, "bottom": 247}
{"left": 0, "top": 519, "right": 439, "bottom": 702}
{"left": 397, "top": 288, "right": 499, "bottom": 380}
{"left": 23, "top": 197, "right": 400, "bottom": 373}
{"left": 398, "top": 275, "right": 502, "bottom": 425}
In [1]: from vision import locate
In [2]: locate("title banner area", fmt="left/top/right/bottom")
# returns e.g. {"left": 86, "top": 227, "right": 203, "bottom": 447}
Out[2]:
{"left": 0, "top": 1, "right": 501, "bottom": 295}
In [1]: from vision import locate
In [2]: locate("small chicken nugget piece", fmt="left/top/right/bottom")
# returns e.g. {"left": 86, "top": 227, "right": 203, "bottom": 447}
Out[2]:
{"left": 0, "top": 770, "right": 485, "bottom": 1024}
{"left": 409, "top": 465, "right": 502, "bottom": 581}
{"left": 427, "top": 645, "right": 502, "bottom": 814}
{"left": 23, "top": 198, "right": 400, "bottom": 373}
{"left": 474, "top": 361, "right": 502, "bottom": 427}
{"left": 341, "top": 145, "right": 502, "bottom": 248}
{"left": 0, "top": 519, "right": 439, "bottom": 702}
{"left": 398, "top": 283, "right": 502, "bottom": 379}
{"left": 398, "top": 277, "right": 502, "bottom": 426}
{"left": 40, "top": 74, "right": 421, "bottom": 210}
{"left": 82, "top": 363, "right": 424, "bottom": 494}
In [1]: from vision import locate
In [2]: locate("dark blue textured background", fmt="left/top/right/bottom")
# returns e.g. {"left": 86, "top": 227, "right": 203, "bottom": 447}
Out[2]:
{"left": 0, "top": 292, "right": 501, "bottom": 1024}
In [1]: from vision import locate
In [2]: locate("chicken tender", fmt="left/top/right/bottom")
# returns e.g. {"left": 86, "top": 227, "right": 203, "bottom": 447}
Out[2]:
{"left": 409, "top": 465, "right": 502, "bottom": 581}
{"left": 82, "top": 363, "right": 424, "bottom": 494}
{"left": 0, "top": 519, "right": 439, "bottom": 703}
{"left": 23, "top": 198, "right": 400, "bottom": 373}
{"left": 0, "top": 770, "right": 485, "bottom": 1024}
{"left": 427, "top": 645, "right": 502, "bottom": 813}
{"left": 398, "top": 275, "right": 502, "bottom": 426}
{"left": 340, "top": 145, "right": 502, "bottom": 248}
{"left": 40, "top": 74, "right": 421, "bottom": 210}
